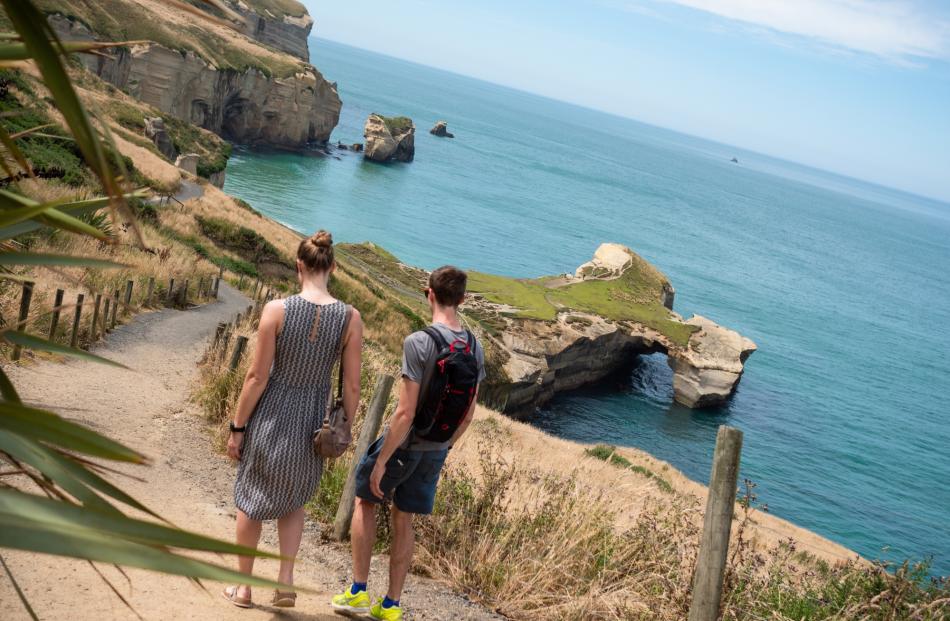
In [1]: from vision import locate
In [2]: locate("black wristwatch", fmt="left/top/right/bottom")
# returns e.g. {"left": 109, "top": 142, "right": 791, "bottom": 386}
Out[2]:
{"left": 229, "top": 422, "right": 246, "bottom": 433}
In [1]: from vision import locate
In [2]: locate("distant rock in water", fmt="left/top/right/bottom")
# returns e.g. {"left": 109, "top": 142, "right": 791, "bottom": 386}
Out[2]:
{"left": 731, "top": 157, "right": 739, "bottom": 163}
{"left": 363, "top": 114, "right": 415, "bottom": 162}
{"left": 351, "top": 142, "right": 364, "bottom": 152}
{"left": 429, "top": 120, "right": 454, "bottom": 138}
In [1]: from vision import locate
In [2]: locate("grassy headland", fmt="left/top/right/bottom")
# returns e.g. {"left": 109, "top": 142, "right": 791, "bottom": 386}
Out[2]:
{"left": 468, "top": 262, "right": 698, "bottom": 346}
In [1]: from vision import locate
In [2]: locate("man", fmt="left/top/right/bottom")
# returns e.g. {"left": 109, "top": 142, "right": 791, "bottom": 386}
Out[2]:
{"left": 332, "top": 266, "right": 485, "bottom": 621}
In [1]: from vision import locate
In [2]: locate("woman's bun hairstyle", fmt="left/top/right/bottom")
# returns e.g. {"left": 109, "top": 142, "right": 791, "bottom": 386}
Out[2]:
{"left": 297, "top": 229, "right": 334, "bottom": 273}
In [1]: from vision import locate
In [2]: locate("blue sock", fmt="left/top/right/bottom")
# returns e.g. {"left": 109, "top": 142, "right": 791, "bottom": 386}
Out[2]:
{"left": 350, "top": 581, "right": 367, "bottom": 594}
{"left": 382, "top": 596, "right": 399, "bottom": 609}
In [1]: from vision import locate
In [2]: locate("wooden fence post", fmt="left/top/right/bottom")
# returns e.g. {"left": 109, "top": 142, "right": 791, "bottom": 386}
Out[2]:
{"left": 91, "top": 294, "right": 102, "bottom": 341}
{"left": 123, "top": 279, "right": 134, "bottom": 308}
{"left": 688, "top": 425, "right": 744, "bottom": 621}
{"left": 109, "top": 289, "right": 119, "bottom": 329}
{"left": 331, "top": 374, "right": 396, "bottom": 541}
{"left": 228, "top": 336, "right": 249, "bottom": 371}
{"left": 167, "top": 278, "right": 176, "bottom": 305}
{"left": 102, "top": 297, "right": 111, "bottom": 334}
{"left": 146, "top": 277, "right": 155, "bottom": 307}
{"left": 212, "top": 322, "right": 226, "bottom": 350}
{"left": 218, "top": 329, "right": 232, "bottom": 363}
{"left": 69, "top": 293, "right": 84, "bottom": 348}
{"left": 10, "top": 281, "right": 35, "bottom": 361}
{"left": 48, "top": 288, "right": 65, "bottom": 341}
{"left": 180, "top": 279, "right": 189, "bottom": 306}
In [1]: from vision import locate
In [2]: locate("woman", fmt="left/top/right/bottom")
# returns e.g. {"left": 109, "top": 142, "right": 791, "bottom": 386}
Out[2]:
{"left": 222, "top": 230, "right": 362, "bottom": 608}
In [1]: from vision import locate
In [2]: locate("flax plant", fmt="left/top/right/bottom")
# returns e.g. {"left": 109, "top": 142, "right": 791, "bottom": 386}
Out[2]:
{"left": 0, "top": 1, "right": 287, "bottom": 617}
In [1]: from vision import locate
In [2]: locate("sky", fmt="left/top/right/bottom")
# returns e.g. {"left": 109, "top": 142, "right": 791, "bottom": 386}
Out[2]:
{"left": 302, "top": 1, "right": 950, "bottom": 203}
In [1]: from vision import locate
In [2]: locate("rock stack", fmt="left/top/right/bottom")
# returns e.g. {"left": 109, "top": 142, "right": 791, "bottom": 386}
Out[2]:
{"left": 363, "top": 114, "right": 415, "bottom": 162}
{"left": 429, "top": 120, "right": 454, "bottom": 138}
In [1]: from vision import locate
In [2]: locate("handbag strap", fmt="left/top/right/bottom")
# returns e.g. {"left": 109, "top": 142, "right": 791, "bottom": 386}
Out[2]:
{"left": 335, "top": 304, "right": 353, "bottom": 401}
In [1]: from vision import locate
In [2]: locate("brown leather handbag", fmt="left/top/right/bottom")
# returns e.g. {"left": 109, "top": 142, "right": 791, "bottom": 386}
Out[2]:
{"left": 314, "top": 305, "right": 353, "bottom": 458}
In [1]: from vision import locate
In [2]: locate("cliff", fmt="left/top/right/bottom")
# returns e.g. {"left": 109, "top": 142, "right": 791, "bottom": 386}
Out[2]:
{"left": 44, "top": 0, "right": 340, "bottom": 149}
{"left": 466, "top": 243, "right": 756, "bottom": 412}
{"left": 363, "top": 114, "right": 416, "bottom": 162}
{"left": 334, "top": 242, "right": 756, "bottom": 413}
{"left": 236, "top": 0, "right": 313, "bottom": 61}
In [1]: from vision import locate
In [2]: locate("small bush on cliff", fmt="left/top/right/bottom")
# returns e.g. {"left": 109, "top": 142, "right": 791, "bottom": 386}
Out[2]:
{"left": 195, "top": 215, "right": 284, "bottom": 265}
{"left": 375, "top": 114, "right": 413, "bottom": 135}
{"left": 0, "top": 69, "right": 89, "bottom": 186}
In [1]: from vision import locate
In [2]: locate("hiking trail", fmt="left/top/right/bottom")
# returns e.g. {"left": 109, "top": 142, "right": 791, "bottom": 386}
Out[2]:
{"left": 0, "top": 283, "right": 499, "bottom": 621}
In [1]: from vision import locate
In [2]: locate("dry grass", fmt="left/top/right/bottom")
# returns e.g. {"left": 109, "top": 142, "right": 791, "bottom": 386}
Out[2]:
{"left": 0, "top": 180, "right": 218, "bottom": 355}
{"left": 414, "top": 430, "right": 950, "bottom": 620}
{"left": 192, "top": 317, "right": 948, "bottom": 620}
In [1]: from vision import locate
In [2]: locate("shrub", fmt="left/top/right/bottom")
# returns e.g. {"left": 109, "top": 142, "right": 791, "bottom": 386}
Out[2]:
{"left": 195, "top": 215, "right": 284, "bottom": 265}
{"left": 233, "top": 197, "right": 262, "bottom": 217}
{"left": 585, "top": 444, "right": 673, "bottom": 493}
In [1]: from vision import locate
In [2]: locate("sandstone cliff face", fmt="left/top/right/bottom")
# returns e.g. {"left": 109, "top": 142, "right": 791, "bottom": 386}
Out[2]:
{"left": 363, "top": 114, "right": 415, "bottom": 162}
{"left": 50, "top": 15, "right": 341, "bottom": 150}
{"left": 668, "top": 315, "right": 757, "bottom": 408}
{"left": 236, "top": 3, "right": 313, "bottom": 61}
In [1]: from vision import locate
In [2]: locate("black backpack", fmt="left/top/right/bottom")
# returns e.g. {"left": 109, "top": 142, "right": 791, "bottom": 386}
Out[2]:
{"left": 413, "top": 327, "right": 480, "bottom": 442}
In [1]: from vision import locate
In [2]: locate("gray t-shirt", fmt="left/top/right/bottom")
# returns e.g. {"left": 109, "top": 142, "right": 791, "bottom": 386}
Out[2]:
{"left": 398, "top": 323, "right": 486, "bottom": 451}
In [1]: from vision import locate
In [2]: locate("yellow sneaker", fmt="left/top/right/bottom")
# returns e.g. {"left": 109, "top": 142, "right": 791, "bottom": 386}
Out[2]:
{"left": 331, "top": 586, "right": 371, "bottom": 615}
{"left": 370, "top": 598, "right": 403, "bottom": 621}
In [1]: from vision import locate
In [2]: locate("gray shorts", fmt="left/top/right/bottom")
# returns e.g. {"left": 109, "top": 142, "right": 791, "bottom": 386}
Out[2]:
{"left": 354, "top": 436, "right": 448, "bottom": 515}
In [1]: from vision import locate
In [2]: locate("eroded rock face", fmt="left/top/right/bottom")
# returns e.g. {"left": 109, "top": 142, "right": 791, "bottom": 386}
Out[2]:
{"left": 175, "top": 153, "right": 199, "bottom": 175}
{"left": 429, "top": 120, "right": 454, "bottom": 138}
{"left": 49, "top": 16, "right": 341, "bottom": 150}
{"left": 668, "top": 315, "right": 757, "bottom": 408}
{"left": 488, "top": 313, "right": 666, "bottom": 412}
{"left": 144, "top": 117, "right": 177, "bottom": 160}
{"left": 237, "top": 5, "right": 313, "bottom": 61}
{"left": 363, "top": 114, "right": 415, "bottom": 162}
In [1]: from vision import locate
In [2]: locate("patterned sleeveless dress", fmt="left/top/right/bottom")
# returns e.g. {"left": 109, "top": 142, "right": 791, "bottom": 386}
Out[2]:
{"left": 234, "top": 296, "right": 349, "bottom": 520}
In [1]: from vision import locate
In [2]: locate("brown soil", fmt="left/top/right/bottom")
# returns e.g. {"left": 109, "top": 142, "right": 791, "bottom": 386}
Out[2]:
{"left": 0, "top": 283, "right": 499, "bottom": 621}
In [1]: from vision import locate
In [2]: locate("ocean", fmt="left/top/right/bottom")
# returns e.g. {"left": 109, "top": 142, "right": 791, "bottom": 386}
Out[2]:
{"left": 224, "top": 38, "right": 950, "bottom": 575}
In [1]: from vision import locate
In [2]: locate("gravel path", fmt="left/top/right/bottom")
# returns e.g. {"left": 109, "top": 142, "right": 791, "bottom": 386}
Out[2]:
{"left": 0, "top": 283, "right": 500, "bottom": 621}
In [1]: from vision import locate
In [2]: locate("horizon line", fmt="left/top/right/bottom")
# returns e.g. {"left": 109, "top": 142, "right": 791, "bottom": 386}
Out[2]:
{"left": 312, "top": 35, "right": 950, "bottom": 208}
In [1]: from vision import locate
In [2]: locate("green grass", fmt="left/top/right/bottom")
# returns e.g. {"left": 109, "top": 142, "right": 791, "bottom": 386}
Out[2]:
{"left": 467, "top": 254, "right": 699, "bottom": 346}
{"left": 467, "top": 272, "right": 558, "bottom": 320}
{"left": 372, "top": 114, "right": 413, "bottom": 135}
{"left": 233, "top": 197, "right": 262, "bottom": 217}
{"left": 194, "top": 215, "right": 285, "bottom": 266}
{"left": 585, "top": 444, "right": 674, "bottom": 493}
{"left": 0, "top": 69, "right": 90, "bottom": 187}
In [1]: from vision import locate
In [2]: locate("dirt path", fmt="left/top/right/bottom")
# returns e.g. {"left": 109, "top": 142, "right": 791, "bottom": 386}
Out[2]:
{"left": 0, "top": 283, "right": 499, "bottom": 621}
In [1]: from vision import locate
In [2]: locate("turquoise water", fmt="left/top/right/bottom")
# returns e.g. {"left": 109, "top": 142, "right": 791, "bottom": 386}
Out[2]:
{"left": 224, "top": 39, "right": 950, "bottom": 575}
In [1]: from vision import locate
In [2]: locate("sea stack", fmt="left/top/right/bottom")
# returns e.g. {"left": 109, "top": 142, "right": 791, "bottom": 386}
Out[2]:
{"left": 363, "top": 114, "right": 415, "bottom": 162}
{"left": 429, "top": 120, "right": 454, "bottom": 138}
